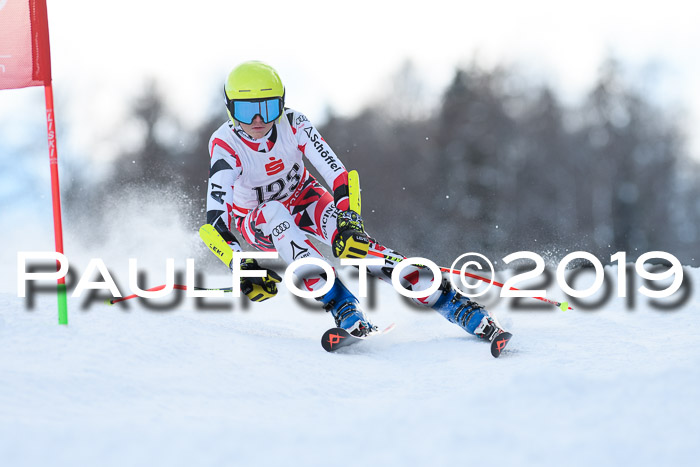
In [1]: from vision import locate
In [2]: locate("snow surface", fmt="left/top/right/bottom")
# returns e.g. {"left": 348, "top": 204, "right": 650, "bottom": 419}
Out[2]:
{"left": 1, "top": 214, "right": 699, "bottom": 467}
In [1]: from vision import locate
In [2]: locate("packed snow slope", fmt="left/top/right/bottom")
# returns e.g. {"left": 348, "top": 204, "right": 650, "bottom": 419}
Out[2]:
{"left": 1, "top": 208, "right": 698, "bottom": 467}
{"left": 1, "top": 264, "right": 699, "bottom": 467}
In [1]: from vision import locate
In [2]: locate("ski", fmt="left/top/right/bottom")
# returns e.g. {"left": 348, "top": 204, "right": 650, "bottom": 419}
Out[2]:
{"left": 321, "top": 323, "right": 395, "bottom": 352}
{"left": 490, "top": 331, "right": 513, "bottom": 358}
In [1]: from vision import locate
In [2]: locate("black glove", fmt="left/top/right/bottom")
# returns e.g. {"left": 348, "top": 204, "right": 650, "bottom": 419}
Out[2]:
{"left": 332, "top": 210, "right": 369, "bottom": 259}
{"left": 239, "top": 258, "right": 282, "bottom": 302}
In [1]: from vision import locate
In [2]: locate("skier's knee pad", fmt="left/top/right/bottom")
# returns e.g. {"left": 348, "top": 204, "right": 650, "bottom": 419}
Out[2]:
{"left": 256, "top": 201, "right": 294, "bottom": 236}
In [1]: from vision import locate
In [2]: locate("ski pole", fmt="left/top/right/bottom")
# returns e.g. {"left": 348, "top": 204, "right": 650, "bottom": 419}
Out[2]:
{"left": 106, "top": 284, "right": 234, "bottom": 305}
{"left": 106, "top": 257, "right": 571, "bottom": 310}
{"left": 346, "top": 169, "right": 570, "bottom": 310}
{"left": 366, "top": 250, "right": 572, "bottom": 311}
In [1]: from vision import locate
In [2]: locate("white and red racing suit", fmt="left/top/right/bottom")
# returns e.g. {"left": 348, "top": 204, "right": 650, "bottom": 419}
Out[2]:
{"left": 206, "top": 108, "right": 440, "bottom": 304}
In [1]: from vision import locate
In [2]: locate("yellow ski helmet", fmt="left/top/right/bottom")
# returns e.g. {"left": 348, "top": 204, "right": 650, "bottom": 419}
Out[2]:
{"left": 224, "top": 61, "right": 285, "bottom": 124}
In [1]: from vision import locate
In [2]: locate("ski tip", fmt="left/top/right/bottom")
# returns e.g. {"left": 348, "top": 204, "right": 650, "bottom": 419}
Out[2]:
{"left": 491, "top": 332, "right": 513, "bottom": 358}
{"left": 321, "top": 327, "right": 353, "bottom": 352}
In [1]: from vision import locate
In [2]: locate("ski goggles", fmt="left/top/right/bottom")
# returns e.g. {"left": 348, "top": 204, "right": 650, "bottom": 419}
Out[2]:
{"left": 227, "top": 97, "right": 283, "bottom": 124}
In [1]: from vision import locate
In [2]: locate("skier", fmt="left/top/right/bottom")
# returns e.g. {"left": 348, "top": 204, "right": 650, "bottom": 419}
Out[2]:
{"left": 206, "top": 60, "right": 506, "bottom": 346}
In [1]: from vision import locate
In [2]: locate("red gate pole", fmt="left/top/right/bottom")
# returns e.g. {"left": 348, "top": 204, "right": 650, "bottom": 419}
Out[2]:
{"left": 44, "top": 83, "right": 68, "bottom": 325}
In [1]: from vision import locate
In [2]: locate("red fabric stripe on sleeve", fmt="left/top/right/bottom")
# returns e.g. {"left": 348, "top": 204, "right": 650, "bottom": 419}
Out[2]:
{"left": 211, "top": 138, "right": 242, "bottom": 167}
{"left": 333, "top": 171, "right": 349, "bottom": 192}
{"left": 333, "top": 171, "right": 349, "bottom": 211}
{"left": 336, "top": 199, "right": 349, "bottom": 211}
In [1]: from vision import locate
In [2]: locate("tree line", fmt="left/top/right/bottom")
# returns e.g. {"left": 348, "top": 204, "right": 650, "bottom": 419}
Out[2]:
{"left": 68, "top": 58, "right": 700, "bottom": 267}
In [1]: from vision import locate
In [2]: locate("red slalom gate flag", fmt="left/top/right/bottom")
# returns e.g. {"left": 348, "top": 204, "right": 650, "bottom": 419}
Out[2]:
{"left": 0, "top": 0, "right": 52, "bottom": 89}
{"left": 1, "top": 0, "right": 68, "bottom": 325}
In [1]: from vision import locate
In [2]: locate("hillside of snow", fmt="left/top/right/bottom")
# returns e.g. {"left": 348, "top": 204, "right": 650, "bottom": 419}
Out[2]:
{"left": 2, "top": 263, "right": 699, "bottom": 466}
{"left": 1, "top": 205, "right": 699, "bottom": 467}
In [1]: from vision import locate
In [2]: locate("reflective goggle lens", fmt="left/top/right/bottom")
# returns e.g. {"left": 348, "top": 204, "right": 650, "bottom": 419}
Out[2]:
{"left": 231, "top": 98, "right": 282, "bottom": 124}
